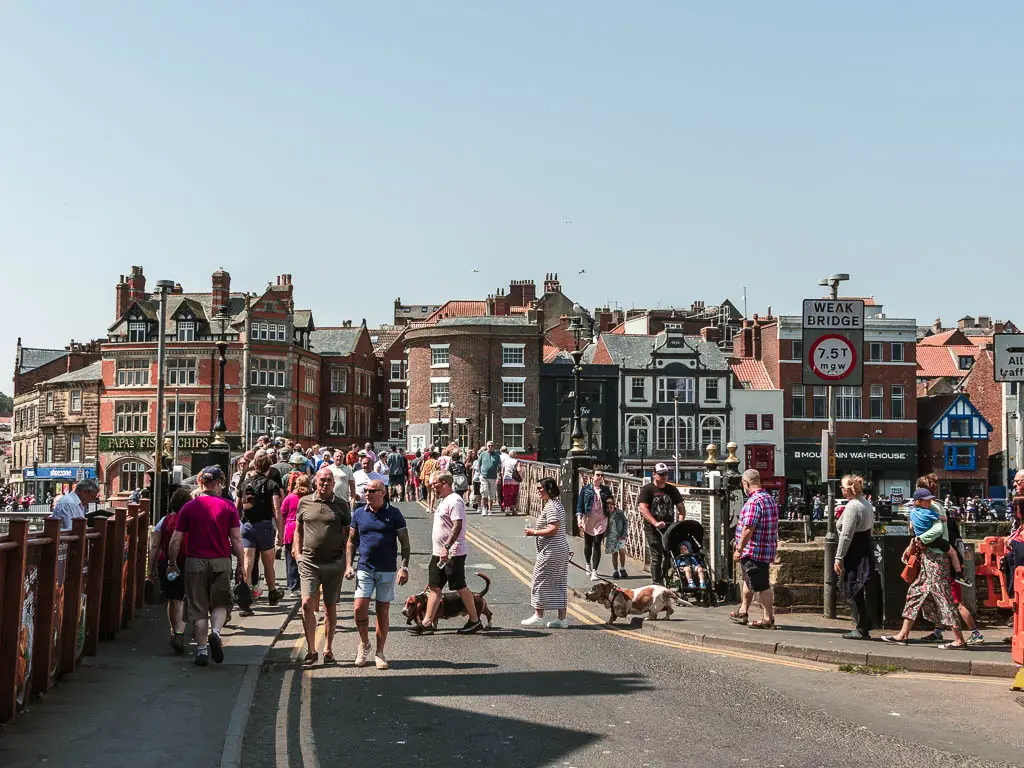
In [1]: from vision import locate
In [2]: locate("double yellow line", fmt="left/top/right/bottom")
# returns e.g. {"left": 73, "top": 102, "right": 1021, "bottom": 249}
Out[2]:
{"left": 461, "top": 520, "right": 829, "bottom": 672}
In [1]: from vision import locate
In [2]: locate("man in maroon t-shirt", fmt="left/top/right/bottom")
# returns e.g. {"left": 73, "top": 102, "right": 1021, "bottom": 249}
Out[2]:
{"left": 168, "top": 466, "right": 244, "bottom": 667}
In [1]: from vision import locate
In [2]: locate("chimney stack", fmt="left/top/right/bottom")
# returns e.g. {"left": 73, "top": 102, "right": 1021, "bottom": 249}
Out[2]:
{"left": 700, "top": 325, "right": 721, "bottom": 344}
{"left": 115, "top": 274, "right": 131, "bottom": 320}
{"left": 543, "top": 273, "right": 561, "bottom": 294}
{"left": 212, "top": 268, "right": 231, "bottom": 314}
{"left": 751, "top": 314, "right": 762, "bottom": 359}
{"left": 127, "top": 265, "right": 146, "bottom": 303}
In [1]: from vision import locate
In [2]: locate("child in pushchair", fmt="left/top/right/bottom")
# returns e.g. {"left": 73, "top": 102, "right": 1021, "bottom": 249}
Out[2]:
{"left": 663, "top": 520, "right": 718, "bottom": 607}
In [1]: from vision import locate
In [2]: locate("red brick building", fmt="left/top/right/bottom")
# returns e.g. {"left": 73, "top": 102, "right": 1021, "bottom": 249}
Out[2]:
{"left": 735, "top": 301, "right": 920, "bottom": 503}
{"left": 311, "top": 322, "right": 377, "bottom": 448}
{"left": 369, "top": 326, "right": 409, "bottom": 453}
{"left": 405, "top": 315, "right": 543, "bottom": 453}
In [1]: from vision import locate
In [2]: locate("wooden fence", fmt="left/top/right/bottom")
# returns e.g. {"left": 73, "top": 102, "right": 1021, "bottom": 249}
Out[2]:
{"left": 0, "top": 502, "right": 151, "bottom": 723}
{"left": 509, "top": 459, "right": 563, "bottom": 519}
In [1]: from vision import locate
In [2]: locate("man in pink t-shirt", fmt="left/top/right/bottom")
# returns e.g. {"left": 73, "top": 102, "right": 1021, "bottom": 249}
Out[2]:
{"left": 168, "top": 466, "right": 244, "bottom": 667}
{"left": 409, "top": 470, "right": 482, "bottom": 635}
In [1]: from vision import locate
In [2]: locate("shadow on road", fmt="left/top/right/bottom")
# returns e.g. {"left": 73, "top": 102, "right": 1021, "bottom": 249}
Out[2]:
{"left": 299, "top": 669, "right": 652, "bottom": 767}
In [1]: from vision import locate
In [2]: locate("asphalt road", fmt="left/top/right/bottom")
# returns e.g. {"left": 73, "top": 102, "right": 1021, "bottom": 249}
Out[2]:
{"left": 243, "top": 502, "right": 1024, "bottom": 768}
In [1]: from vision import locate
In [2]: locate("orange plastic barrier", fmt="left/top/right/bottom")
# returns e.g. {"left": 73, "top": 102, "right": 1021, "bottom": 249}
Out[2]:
{"left": 1013, "top": 566, "right": 1024, "bottom": 668}
{"left": 976, "top": 537, "right": 1013, "bottom": 610}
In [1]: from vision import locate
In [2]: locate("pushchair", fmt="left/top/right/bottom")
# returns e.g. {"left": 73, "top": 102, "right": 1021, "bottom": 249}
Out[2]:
{"left": 663, "top": 520, "right": 718, "bottom": 607}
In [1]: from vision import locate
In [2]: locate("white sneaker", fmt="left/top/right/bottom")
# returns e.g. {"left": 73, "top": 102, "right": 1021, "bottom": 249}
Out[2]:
{"left": 590, "top": 571, "right": 601, "bottom": 582}
{"left": 374, "top": 652, "right": 389, "bottom": 670}
{"left": 354, "top": 642, "right": 371, "bottom": 667}
{"left": 520, "top": 614, "right": 547, "bottom": 627}
{"left": 547, "top": 619, "right": 569, "bottom": 629}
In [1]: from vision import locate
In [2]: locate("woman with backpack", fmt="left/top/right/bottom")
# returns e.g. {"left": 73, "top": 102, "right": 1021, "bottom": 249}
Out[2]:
{"left": 150, "top": 487, "right": 193, "bottom": 653}
{"left": 449, "top": 451, "right": 470, "bottom": 499}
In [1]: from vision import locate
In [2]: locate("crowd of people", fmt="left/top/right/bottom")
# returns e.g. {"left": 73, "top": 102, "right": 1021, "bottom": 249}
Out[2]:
{"left": 24, "top": 436, "right": 1023, "bottom": 671}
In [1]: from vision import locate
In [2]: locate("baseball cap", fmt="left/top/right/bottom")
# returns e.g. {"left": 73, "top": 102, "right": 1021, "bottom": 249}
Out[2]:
{"left": 199, "top": 465, "right": 225, "bottom": 483}
{"left": 912, "top": 488, "right": 935, "bottom": 501}
{"left": 654, "top": 463, "right": 669, "bottom": 475}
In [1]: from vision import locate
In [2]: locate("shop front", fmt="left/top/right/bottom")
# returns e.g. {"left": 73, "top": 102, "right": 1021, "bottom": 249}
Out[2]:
{"left": 99, "top": 434, "right": 244, "bottom": 497}
{"left": 22, "top": 464, "right": 98, "bottom": 501}
{"left": 785, "top": 439, "right": 917, "bottom": 513}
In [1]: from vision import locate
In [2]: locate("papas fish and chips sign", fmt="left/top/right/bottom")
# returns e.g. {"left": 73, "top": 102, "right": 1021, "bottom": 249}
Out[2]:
{"left": 802, "top": 299, "right": 865, "bottom": 387}
{"left": 99, "top": 435, "right": 244, "bottom": 452}
{"left": 993, "top": 334, "right": 1024, "bottom": 382}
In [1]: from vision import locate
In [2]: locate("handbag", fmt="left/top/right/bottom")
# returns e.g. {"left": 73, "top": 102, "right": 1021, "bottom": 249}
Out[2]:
{"left": 900, "top": 551, "right": 920, "bottom": 584}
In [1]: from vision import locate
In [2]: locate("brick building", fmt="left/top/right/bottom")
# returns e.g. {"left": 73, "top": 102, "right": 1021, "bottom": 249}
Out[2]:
{"left": 10, "top": 339, "right": 102, "bottom": 495}
{"left": 99, "top": 267, "right": 320, "bottom": 498}
{"left": 369, "top": 326, "right": 409, "bottom": 453}
{"left": 736, "top": 302, "right": 919, "bottom": 503}
{"left": 607, "top": 300, "right": 744, "bottom": 350}
{"left": 918, "top": 393, "right": 992, "bottom": 498}
{"left": 393, "top": 299, "right": 442, "bottom": 326}
{"left": 310, "top": 322, "right": 377, "bottom": 448}
{"left": 404, "top": 315, "right": 543, "bottom": 453}
{"left": 916, "top": 316, "right": 1021, "bottom": 495}
{"left": 25, "top": 361, "right": 103, "bottom": 499}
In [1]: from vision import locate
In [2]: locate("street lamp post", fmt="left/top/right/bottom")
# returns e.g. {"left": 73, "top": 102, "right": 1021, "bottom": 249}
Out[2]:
{"left": 639, "top": 432, "right": 647, "bottom": 479}
{"left": 264, "top": 394, "right": 277, "bottom": 444}
{"left": 818, "top": 272, "right": 849, "bottom": 619}
{"left": 673, "top": 389, "right": 681, "bottom": 482}
{"left": 564, "top": 305, "right": 588, "bottom": 455}
{"left": 211, "top": 312, "right": 230, "bottom": 449}
{"left": 153, "top": 279, "right": 175, "bottom": 522}
{"left": 861, "top": 433, "right": 869, "bottom": 489}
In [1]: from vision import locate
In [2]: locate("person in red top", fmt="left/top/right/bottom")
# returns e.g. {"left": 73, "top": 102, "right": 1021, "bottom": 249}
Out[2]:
{"left": 168, "top": 466, "right": 245, "bottom": 667}
{"left": 149, "top": 487, "right": 193, "bottom": 654}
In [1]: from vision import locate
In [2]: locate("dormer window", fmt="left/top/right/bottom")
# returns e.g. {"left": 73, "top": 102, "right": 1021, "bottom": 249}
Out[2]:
{"left": 128, "top": 320, "right": 147, "bottom": 342}
{"left": 958, "top": 355, "right": 974, "bottom": 370}
{"left": 177, "top": 320, "right": 195, "bottom": 342}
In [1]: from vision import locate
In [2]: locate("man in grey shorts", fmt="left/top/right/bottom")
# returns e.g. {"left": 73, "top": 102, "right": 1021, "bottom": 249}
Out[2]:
{"left": 294, "top": 466, "right": 351, "bottom": 666}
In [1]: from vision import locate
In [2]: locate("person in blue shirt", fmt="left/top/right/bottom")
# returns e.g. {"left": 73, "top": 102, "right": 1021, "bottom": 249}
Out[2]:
{"left": 345, "top": 478, "right": 410, "bottom": 670}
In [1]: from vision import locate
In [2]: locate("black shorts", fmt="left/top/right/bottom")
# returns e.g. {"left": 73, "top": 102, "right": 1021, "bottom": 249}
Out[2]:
{"left": 158, "top": 561, "right": 186, "bottom": 601}
{"left": 428, "top": 554, "right": 467, "bottom": 591}
{"left": 741, "top": 557, "right": 771, "bottom": 593}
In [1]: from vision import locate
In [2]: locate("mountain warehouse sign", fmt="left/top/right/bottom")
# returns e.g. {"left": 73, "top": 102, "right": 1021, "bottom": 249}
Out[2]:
{"left": 788, "top": 445, "right": 913, "bottom": 465}
{"left": 100, "top": 435, "right": 243, "bottom": 452}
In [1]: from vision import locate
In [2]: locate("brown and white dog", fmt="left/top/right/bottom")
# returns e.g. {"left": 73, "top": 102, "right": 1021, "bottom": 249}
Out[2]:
{"left": 402, "top": 573, "right": 494, "bottom": 629}
{"left": 583, "top": 581, "right": 680, "bottom": 624}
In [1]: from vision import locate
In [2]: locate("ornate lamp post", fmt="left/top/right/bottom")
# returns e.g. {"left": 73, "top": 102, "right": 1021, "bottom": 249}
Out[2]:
{"left": 264, "top": 394, "right": 277, "bottom": 443}
{"left": 153, "top": 279, "right": 175, "bottom": 521}
{"left": 564, "top": 304, "right": 588, "bottom": 455}
{"left": 211, "top": 311, "right": 231, "bottom": 449}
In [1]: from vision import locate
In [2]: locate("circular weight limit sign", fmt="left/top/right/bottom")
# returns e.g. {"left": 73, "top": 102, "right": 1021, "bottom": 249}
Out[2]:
{"left": 809, "top": 334, "right": 858, "bottom": 381}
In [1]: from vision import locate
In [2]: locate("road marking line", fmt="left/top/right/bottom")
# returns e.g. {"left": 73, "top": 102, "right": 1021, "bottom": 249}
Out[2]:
{"left": 274, "top": 669, "right": 295, "bottom": 768}
{"left": 299, "top": 666, "right": 319, "bottom": 768}
{"left": 466, "top": 529, "right": 827, "bottom": 672}
{"left": 889, "top": 672, "right": 1011, "bottom": 686}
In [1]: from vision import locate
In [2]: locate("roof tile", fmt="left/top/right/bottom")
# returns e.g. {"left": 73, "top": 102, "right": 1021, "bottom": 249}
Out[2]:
{"left": 731, "top": 358, "right": 775, "bottom": 390}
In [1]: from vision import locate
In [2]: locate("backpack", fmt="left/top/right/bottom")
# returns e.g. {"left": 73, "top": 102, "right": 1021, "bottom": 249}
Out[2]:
{"left": 159, "top": 511, "right": 186, "bottom": 569}
{"left": 242, "top": 475, "right": 272, "bottom": 516}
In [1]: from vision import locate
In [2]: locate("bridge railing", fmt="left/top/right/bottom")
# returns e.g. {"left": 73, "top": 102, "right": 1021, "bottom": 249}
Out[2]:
{"left": 508, "top": 459, "right": 562, "bottom": 518}
{"left": 0, "top": 501, "right": 152, "bottom": 723}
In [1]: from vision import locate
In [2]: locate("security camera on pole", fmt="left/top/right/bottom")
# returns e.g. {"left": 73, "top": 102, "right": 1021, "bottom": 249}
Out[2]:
{"left": 802, "top": 275, "right": 863, "bottom": 619}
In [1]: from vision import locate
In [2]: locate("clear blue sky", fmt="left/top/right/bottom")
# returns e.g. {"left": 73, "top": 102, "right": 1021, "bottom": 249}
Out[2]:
{"left": 2, "top": 2, "right": 1021, "bottom": 386}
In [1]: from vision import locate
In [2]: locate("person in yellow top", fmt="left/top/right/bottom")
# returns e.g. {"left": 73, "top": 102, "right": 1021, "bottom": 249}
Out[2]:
{"left": 420, "top": 451, "right": 440, "bottom": 510}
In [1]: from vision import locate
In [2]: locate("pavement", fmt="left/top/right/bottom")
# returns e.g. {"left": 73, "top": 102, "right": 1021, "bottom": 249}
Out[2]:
{"left": 468, "top": 507, "right": 1019, "bottom": 678}
{"left": 0, "top": 559, "right": 299, "bottom": 768}
{"left": 241, "top": 502, "right": 1024, "bottom": 768}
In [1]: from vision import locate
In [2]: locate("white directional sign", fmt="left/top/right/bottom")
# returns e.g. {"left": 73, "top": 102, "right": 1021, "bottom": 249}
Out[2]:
{"left": 802, "top": 299, "right": 865, "bottom": 386}
{"left": 993, "top": 333, "right": 1024, "bottom": 382}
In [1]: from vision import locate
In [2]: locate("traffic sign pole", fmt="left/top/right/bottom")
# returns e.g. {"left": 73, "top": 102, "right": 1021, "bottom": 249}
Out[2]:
{"left": 802, "top": 285, "right": 863, "bottom": 619}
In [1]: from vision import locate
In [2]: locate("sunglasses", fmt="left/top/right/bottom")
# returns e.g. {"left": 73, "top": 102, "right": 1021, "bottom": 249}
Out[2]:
{"left": 366, "top": 488, "right": 385, "bottom": 494}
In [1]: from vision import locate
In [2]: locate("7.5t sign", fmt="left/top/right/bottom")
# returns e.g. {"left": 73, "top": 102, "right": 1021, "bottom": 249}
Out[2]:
{"left": 802, "top": 299, "right": 865, "bottom": 386}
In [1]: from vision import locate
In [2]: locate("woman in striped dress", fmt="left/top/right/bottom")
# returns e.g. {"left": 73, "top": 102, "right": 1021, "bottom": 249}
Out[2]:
{"left": 522, "top": 477, "right": 571, "bottom": 629}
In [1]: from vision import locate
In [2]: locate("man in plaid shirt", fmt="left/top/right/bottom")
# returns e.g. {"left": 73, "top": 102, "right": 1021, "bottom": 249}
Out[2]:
{"left": 730, "top": 469, "right": 779, "bottom": 629}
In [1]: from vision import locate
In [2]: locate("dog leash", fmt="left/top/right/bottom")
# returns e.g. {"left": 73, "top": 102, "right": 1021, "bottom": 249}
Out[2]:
{"left": 568, "top": 552, "right": 620, "bottom": 588}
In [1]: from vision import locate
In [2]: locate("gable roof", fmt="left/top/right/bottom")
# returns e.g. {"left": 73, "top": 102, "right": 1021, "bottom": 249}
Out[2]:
{"left": 596, "top": 334, "right": 658, "bottom": 369}
{"left": 369, "top": 327, "right": 405, "bottom": 355}
{"left": 43, "top": 360, "right": 103, "bottom": 385}
{"left": 731, "top": 358, "right": 775, "bottom": 390}
{"left": 919, "top": 328, "right": 972, "bottom": 347}
{"left": 310, "top": 327, "right": 363, "bottom": 356}
{"left": 652, "top": 332, "right": 730, "bottom": 370}
{"left": 18, "top": 348, "right": 67, "bottom": 375}
{"left": 916, "top": 345, "right": 980, "bottom": 379}
{"left": 293, "top": 310, "right": 314, "bottom": 330}
{"left": 919, "top": 393, "right": 993, "bottom": 432}
{"left": 108, "top": 293, "right": 249, "bottom": 333}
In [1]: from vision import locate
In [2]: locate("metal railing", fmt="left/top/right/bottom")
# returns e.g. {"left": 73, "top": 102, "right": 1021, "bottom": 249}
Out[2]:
{"left": 578, "top": 467, "right": 713, "bottom": 565}
{"left": 508, "top": 459, "right": 562, "bottom": 518}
